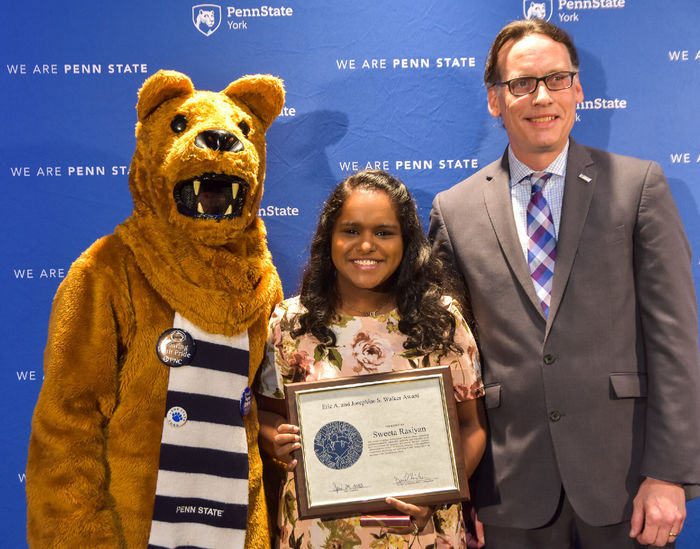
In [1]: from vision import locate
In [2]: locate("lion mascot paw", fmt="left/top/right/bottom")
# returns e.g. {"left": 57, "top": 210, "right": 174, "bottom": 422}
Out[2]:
{"left": 26, "top": 70, "right": 285, "bottom": 548}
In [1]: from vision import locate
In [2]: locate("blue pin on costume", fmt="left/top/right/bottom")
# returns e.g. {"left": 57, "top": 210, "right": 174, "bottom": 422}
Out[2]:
{"left": 26, "top": 70, "right": 284, "bottom": 548}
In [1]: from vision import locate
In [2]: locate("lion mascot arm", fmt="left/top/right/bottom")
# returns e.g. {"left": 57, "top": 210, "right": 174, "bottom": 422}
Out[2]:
{"left": 26, "top": 239, "right": 130, "bottom": 548}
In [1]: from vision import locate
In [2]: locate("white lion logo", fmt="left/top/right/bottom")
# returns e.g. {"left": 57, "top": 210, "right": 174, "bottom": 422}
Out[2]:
{"left": 196, "top": 9, "right": 216, "bottom": 32}
{"left": 192, "top": 5, "right": 221, "bottom": 36}
{"left": 526, "top": 2, "right": 547, "bottom": 19}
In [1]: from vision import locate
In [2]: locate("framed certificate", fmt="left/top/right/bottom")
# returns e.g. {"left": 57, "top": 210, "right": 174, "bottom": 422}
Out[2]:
{"left": 284, "top": 366, "right": 467, "bottom": 520}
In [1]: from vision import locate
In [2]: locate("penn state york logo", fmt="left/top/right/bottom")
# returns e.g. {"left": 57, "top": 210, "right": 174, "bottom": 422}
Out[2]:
{"left": 523, "top": 0, "right": 553, "bottom": 21}
{"left": 314, "top": 421, "right": 363, "bottom": 470}
{"left": 192, "top": 4, "right": 222, "bottom": 36}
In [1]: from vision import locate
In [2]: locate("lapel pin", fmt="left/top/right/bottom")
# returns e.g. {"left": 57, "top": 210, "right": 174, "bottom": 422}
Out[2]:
{"left": 578, "top": 173, "right": 592, "bottom": 183}
{"left": 240, "top": 387, "right": 253, "bottom": 417}
{"left": 156, "top": 328, "right": 196, "bottom": 367}
{"left": 166, "top": 406, "right": 187, "bottom": 427}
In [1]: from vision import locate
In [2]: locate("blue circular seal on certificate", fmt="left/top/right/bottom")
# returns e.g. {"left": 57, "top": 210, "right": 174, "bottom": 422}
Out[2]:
{"left": 313, "top": 421, "right": 363, "bottom": 470}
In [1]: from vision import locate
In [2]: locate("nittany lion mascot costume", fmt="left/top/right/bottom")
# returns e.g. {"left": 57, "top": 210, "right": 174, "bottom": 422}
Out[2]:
{"left": 26, "top": 70, "right": 284, "bottom": 548}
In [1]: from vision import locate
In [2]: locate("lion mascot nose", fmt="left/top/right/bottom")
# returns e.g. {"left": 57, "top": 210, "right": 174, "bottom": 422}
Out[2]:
{"left": 195, "top": 129, "right": 243, "bottom": 152}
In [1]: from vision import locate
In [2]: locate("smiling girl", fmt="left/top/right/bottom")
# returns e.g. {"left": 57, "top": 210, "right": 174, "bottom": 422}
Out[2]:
{"left": 257, "top": 169, "right": 486, "bottom": 548}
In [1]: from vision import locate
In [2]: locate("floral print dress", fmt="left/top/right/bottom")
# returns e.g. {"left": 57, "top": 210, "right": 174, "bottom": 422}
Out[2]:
{"left": 257, "top": 295, "right": 484, "bottom": 549}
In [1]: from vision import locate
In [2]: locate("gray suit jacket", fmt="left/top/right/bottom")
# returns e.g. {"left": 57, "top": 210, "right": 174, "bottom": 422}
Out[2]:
{"left": 429, "top": 139, "right": 700, "bottom": 528}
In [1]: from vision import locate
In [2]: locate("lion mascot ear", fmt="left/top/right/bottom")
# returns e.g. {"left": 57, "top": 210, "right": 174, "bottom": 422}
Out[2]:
{"left": 223, "top": 74, "right": 285, "bottom": 131}
{"left": 137, "top": 70, "right": 195, "bottom": 122}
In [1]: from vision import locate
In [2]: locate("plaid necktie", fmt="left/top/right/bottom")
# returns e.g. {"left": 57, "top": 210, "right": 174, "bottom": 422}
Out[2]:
{"left": 526, "top": 172, "right": 556, "bottom": 317}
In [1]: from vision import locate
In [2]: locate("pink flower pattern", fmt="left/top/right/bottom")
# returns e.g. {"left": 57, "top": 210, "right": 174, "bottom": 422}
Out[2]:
{"left": 350, "top": 331, "right": 392, "bottom": 373}
{"left": 287, "top": 350, "right": 313, "bottom": 382}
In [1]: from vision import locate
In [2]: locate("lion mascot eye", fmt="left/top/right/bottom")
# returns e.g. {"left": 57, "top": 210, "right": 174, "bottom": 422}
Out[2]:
{"left": 170, "top": 114, "right": 188, "bottom": 133}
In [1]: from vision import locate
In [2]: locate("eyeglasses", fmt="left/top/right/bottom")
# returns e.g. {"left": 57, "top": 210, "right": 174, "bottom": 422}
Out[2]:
{"left": 492, "top": 71, "right": 578, "bottom": 96}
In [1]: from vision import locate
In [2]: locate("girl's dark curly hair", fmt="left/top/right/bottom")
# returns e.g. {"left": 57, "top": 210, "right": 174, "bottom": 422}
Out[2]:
{"left": 291, "top": 169, "right": 465, "bottom": 357}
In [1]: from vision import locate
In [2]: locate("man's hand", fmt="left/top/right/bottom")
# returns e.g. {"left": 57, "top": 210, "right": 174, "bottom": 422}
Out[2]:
{"left": 629, "top": 478, "right": 686, "bottom": 546}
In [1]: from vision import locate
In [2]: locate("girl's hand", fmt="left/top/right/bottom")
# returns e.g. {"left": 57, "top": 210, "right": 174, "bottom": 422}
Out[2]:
{"left": 274, "top": 423, "right": 301, "bottom": 471}
{"left": 385, "top": 497, "right": 434, "bottom": 535}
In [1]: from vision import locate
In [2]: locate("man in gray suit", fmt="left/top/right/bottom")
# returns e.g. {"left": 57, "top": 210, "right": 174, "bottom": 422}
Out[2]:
{"left": 429, "top": 19, "right": 700, "bottom": 548}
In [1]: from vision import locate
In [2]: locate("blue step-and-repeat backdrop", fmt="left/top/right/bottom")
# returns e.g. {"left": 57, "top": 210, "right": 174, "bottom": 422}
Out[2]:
{"left": 2, "top": 1, "right": 699, "bottom": 546}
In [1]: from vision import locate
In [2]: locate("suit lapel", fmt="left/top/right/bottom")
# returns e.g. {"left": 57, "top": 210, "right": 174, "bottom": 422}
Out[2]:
{"left": 483, "top": 152, "right": 545, "bottom": 317}
{"left": 546, "top": 140, "right": 596, "bottom": 337}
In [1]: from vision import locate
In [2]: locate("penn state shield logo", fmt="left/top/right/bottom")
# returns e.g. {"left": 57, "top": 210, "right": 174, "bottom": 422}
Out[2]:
{"left": 192, "top": 4, "right": 222, "bottom": 36}
{"left": 523, "top": 0, "right": 553, "bottom": 21}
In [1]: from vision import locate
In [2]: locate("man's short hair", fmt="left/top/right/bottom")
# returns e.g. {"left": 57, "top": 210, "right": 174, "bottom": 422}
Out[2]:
{"left": 484, "top": 19, "right": 580, "bottom": 86}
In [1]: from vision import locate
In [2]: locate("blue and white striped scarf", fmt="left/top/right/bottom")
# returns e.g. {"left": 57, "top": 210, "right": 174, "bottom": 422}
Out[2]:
{"left": 148, "top": 313, "right": 251, "bottom": 549}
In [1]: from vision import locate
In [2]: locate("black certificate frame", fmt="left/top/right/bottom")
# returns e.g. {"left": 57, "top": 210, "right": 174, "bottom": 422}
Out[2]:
{"left": 284, "top": 366, "right": 468, "bottom": 520}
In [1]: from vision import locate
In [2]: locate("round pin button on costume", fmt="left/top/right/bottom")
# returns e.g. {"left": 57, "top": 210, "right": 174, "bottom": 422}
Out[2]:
{"left": 156, "top": 328, "right": 196, "bottom": 366}
{"left": 240, "top": 386, "right": 252, "bottom": 417}
{"left": 167, "top": 406, "right": 188, "bottom": 427}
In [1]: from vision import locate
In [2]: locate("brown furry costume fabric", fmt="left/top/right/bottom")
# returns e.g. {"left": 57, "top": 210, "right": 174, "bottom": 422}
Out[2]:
{"left": 26, "top": 70, "right": 284, "bottom": 548}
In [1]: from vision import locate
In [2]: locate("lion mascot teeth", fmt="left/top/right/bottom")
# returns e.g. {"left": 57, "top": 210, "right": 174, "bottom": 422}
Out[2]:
{"left": 26, "top": 70, "right": 285, "bottom": 549}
